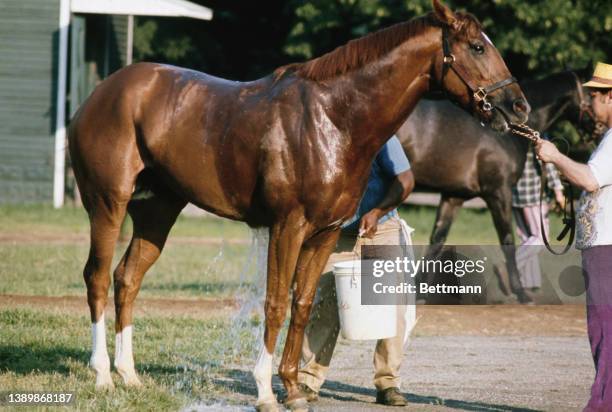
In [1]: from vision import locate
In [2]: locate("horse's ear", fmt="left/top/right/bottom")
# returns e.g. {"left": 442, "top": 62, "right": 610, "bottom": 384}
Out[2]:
{"left": 576, "top": 60, "right": 595, "bottom": 81}
{"left": 432, "top": 0, "right": 457, "bottom": 29}
{"left": 586, "top": 59, "right": 594, "bottom": 75}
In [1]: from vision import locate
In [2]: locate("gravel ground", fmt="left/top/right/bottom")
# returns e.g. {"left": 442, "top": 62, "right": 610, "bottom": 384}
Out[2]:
{"left": 200, "top": 335, "right": 593, "bottom": 412}
{"left": 313, "top": 335, "right": 593, "bottom": 411}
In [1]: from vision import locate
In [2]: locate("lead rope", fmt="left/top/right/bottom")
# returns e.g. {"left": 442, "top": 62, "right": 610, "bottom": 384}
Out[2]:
{"left": 510, "top": 124, "right": 576, "bottom": 255}
{"left": 397, "top": 218, "right": 417, "bottom": 347}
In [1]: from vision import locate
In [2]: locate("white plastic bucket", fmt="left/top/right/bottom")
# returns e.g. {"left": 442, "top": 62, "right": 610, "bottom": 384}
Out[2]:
{"left": 333, "top": 260, "right": 397, "bottom": 340}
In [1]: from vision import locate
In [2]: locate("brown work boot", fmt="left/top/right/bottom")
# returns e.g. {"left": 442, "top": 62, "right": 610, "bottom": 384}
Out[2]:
{"left": 376, "top": 387, "right": 407, "bottom": 406}
{"left": 296, "top": 383, "right": 319, "bottom": 402}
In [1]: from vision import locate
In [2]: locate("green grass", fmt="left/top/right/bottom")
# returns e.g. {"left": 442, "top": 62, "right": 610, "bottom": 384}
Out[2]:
{"left": 0, "top": 242, "right": 252, "bottom": 298}
{"left": 0, "top": 204, "right": 250, "bottom": 239}
{"left": 0, "top": 308, "right": 263, "bottom": 411}
{"left": 399, "top": 205, "right": 566, "bottom": 245}
{"left": 0, "top": 204, "right": 566, "bottom": 298}
{"left": 0, "top": 203, "right": 565, "bottom": 243}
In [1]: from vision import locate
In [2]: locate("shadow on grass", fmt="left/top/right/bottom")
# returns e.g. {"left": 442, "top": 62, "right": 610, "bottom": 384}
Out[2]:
{"left": 0, "top": 344, "right": 88, "bottom": 375}
{"left": 0, "top": 342, "right": 222, "bottom": 381}
{"left": 210, "top": 368, "right": 280, "bottom": 398}
{"left": 139, "top": 282, "right": 246, "bottom": 295}
{"left": 211, "top": 368, "right": 541, "bottom": 412}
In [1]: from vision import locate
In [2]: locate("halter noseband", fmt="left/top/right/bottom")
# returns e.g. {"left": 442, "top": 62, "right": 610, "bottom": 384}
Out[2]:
{"left": 441, "top": 26, "right": 517, "bottom": 114}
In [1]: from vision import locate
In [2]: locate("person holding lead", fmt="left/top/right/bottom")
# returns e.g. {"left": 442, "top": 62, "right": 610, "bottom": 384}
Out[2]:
{"left": 535, "top": 62, "right": 612, "bottom": 411}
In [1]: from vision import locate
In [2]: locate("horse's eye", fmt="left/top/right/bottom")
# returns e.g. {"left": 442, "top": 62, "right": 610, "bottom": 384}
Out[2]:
{"left": 471, "top": 43, "right": 485, "bottom": 55}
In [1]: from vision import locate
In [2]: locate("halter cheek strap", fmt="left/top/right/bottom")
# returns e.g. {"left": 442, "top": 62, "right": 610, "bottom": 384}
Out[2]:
{"left": 441, "top": 26, "right": 517, "bottom": 113}
{"left": 571, "top": 71, "right": 597, "bottom": 123}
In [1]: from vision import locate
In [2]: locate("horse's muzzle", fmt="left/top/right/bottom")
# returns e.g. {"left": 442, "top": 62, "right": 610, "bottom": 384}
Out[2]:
{"left": 488, "top": 90, "right": 531, "bottom": 132}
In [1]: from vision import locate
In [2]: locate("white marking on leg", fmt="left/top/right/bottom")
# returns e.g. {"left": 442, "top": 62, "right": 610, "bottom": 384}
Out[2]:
{"left": 90, "top": 313, "right": 113, "bottom": 388}
{"left": 114, "top": 325, "right": 142, "bottom": 386}
{"left": 253, "top": 336, "right": 276, "bottom": 407}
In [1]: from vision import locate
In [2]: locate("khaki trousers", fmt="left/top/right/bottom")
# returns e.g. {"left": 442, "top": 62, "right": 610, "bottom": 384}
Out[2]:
{"left": 512, "top": 204, "right": 550, "bottom": 289}
{"left": 298, "top": 217, "right": 415, "bottom": 392}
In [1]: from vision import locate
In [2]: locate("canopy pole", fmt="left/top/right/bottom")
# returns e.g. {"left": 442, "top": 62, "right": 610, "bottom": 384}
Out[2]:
{"left": 53, "top": 0, "right": 70, "bottom": 208}
{"left": 127, "top": 15, "right": 134, "bottom": 65}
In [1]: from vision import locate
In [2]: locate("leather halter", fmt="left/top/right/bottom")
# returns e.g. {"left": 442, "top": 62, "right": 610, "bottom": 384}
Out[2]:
{"left": 441, "top": 26, "right": 517, "bottom": 114}
{"left": 569, "top": 71, "right": 607, "bottom": 143}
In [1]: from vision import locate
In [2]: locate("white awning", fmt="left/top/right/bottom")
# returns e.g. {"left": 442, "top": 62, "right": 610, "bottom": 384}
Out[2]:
{"left": 71, "top": 0, "right": 213, "bottom": 20}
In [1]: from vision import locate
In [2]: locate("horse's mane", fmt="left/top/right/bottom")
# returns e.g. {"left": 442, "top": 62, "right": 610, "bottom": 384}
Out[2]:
{"left": 275, "top": 11, "right": 482, "bottom": 82}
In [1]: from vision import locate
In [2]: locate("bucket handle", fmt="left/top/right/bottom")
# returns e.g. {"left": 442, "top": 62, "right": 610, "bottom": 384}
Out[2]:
{"left": 350, "top": 273, "right": 358, "bottom": 288}
{"left": 351, "top": 244, "right": 360, "bottom": 289}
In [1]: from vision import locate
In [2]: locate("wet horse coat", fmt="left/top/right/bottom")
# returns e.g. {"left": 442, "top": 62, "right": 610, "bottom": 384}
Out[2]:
{"left": 69, "top": 1, "right": 528, "bottom": 409}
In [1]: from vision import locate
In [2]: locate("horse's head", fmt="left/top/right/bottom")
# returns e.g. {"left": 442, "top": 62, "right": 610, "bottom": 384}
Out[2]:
{"left": 430, "top": 0, "right": 529, "bottom": 132}
{"left": 567, "top": 67, "right": 607, "bottom": 142}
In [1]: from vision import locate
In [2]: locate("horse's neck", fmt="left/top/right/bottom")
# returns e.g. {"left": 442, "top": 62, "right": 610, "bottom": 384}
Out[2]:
{"left": 330, "top": 29, "right": 439, "bottom": 152}
{"left": 528, "top": 81, "right": 574, "bottom": 131}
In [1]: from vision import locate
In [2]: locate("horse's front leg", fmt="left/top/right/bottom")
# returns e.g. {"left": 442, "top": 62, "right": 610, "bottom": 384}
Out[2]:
{"left": 254, "top": 215, "right": 307, "bottom": 412}
{"left": 279, "top": 229, "right": 339, "bottom": 410}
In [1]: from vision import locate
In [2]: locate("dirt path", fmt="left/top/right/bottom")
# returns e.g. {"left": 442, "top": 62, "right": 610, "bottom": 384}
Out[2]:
{"left": 0, "top": 294, "right": 237, "bottom": 319}
{"left": 1, "top": 294, "right": 586, "bottom": 337}
{"left": 0, "top": 232, "right": 250, "bottom": 245}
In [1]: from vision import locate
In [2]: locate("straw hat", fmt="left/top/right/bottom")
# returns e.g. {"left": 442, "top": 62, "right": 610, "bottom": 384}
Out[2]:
{"left": 583, "top": 62, "right": 612, "bottom": 89}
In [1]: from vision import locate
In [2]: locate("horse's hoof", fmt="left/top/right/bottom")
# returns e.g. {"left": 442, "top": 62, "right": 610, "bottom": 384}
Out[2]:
{"left": 493, "top": 264, "right": 511, "bottom": 296}
{"left": 517, "top": 290, "right": 534, "bottom": 305}
{"left": 117, "top": 367, "right": 143, "bottom": 387}
{"left": 255, "top": 401, "right": 281, "bottom": 412}
{"left": 123, "top": 375, "right": 143, "bottom": 387}
{"left": 94, "top": 376, "right": 115, "bottom": 391}
{"left": 285, "top": 397, "right": 310, "bottom": 412}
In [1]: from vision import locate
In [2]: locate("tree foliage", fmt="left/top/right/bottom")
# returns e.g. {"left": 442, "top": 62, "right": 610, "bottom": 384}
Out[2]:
{"left": 133, "top": 0, "right": 296, "bottom": 80}
{"left": 134, "top": 0, "right": 611, "bottom": 81}
{"left": 283, "top": 0, "right": 611, "bottom": 81}
{"left": 132, "top": 1, "right": 610, "bottom": 143}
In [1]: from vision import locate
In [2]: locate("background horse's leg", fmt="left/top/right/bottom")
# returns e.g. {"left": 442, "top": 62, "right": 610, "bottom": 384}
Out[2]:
{"left": 254, "top": 215, "right": 307, "bottom": 411}
{"left": 421, "top": 194, "right": 464, "bottom": 299}
{"left": 113, "top": 188, "right": 186, "bottom": 385}
{"left": 429, "top": 194, "right": 465, "bottom": 250}
{"left": 279, "top": 229, "right": 339, "bottom": 410}
{"left": 83, "top": 194, "right": 129, "bottom": 389}
{"left": 483, "top": 190, "right": 531, "bottom": 303}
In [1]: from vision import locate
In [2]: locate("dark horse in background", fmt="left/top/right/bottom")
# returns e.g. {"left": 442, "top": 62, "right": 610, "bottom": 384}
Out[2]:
{"left": 397, "top": 68, "right": 594, "bottom": 302}
{"left": 68, "top": 1, "right": 528, "bottom": 410}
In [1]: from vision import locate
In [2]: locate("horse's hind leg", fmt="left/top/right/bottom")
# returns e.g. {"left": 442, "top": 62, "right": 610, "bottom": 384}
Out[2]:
{"left": 279, "top": 229, "right": 339, "bottom": 410}
{"left": 428, "top": 194, "right": 464, "bottom": 254}
{"left": 113, "top": 183, "right": 186, "bottom": 385}
{"left": 84, "top": 195, "right": 129, "bottom": 389}
{"left": 483, "top": 190, "right": 531, "bottom": 304}
{"left": 421, "top": 194, "right": 464, "bottom": 299}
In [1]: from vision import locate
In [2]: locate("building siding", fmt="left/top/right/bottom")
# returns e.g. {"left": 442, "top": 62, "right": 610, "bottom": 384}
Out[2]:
{"left": 0, "top": 2, "right": 129, "bottom": 204}
{"left": 0, "top": 0, "right": 60, "bottom": 203}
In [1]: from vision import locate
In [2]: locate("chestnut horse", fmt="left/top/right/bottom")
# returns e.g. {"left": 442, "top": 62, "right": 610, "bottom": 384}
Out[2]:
{"left": 69, "top": 1, "right": 528, "bottom": 410}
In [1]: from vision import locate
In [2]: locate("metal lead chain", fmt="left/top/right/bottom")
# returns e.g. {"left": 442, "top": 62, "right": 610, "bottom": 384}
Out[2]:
{"left": 510, "top": 123, "right": 541, "bottom": 143}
